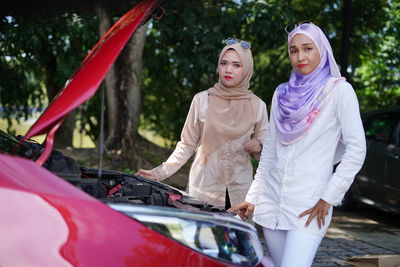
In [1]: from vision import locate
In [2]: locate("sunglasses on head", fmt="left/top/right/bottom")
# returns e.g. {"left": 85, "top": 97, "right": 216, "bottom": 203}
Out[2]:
{"left": 284, "top": 21, "right": 313, "bottom": 34}
{"left": 225, "top": 37, "right": 252, "bottom": 49}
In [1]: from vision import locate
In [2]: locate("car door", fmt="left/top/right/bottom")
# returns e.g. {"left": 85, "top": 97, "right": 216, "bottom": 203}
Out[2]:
{"left": 357, "top": 111, "right": 399, "bottom": 205}
{"left": 386, "top": 119, "right": 400, "bottom": 208}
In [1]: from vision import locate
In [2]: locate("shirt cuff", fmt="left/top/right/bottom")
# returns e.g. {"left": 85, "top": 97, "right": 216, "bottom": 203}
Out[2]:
{"left": 321, "top": 174, "right": 352, "bottom": 206}
{"left": 245, "top": 186, "right": 258, "bottom": 205}
{"left": 151, "top": 164, "right": 169, "bottom": 181}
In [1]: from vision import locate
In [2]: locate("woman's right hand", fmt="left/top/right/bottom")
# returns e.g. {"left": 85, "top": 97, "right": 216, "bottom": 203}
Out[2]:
{"left": 135, "top": 169, "right": 157, "bottom": 180}
{"left": 227, "top": 201, "right": 255, "bottom": 220}
{"left": 243, "top": 138, "right": 262, "bottom": 155}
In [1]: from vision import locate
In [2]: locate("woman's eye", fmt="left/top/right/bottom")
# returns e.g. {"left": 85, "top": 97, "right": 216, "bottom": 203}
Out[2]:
{"left": 290, "top": 50, "right": 297, "bottom": 54}
{"left": 305, "top": 47, "right": 313, "bottom": 52}
{"left": 220, "top": 62, "right": 226, "bottom": 66}
{"left": 234, "top": 64, "right": 241, "bottom": 68}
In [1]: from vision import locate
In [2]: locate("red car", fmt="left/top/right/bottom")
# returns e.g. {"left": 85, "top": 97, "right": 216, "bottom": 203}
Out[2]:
{"left": 0, "top": 0, "right": 270, "bottom": 266}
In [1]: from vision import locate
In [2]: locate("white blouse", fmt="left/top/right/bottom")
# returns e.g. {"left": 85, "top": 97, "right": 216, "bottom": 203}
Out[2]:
{"left": 152, "top": 90, "right": 269, "bottom": 208}
{"left": 246, "top": 79, "right": 366, "bottom": 237}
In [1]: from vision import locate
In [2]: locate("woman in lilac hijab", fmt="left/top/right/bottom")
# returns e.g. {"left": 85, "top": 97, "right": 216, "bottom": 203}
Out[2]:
{"left": 230, "top": 23, "right": 366, "bottom": 267}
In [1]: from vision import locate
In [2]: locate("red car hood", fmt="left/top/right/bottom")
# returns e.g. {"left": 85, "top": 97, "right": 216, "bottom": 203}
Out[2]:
{"left": 22, "top": 0, "right": 164, "bottom": 165}
{"left": 0, "top": 154, "right": 236, "bottom": 267}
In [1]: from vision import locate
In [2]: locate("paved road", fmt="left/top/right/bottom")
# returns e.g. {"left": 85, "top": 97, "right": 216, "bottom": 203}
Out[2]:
{"left": 257, "top": 206, "right": 400, "bottom": 266}
{"left": 165, "top": 174, "right": 400, "bottom": 266}
{"left": 314, "top": 206, "right": 400, "bottom": 267}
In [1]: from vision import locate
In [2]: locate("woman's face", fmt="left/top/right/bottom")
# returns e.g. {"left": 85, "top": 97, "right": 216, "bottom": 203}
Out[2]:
{"left": 289, "top": 34, "right": 320, "bottom": 75}
{"left": 218, "top": 49, "right": 243, "bottom": 88}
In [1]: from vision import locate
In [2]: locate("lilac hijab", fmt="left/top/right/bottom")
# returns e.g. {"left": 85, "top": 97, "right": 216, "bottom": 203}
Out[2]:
{"left": 273, "top": 23, "right": 343, "bottom": 145}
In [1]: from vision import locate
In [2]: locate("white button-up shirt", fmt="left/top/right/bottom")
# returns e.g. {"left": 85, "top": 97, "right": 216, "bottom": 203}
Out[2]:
{"left": 246, "top": 79, "right": 366, "bottom": 236}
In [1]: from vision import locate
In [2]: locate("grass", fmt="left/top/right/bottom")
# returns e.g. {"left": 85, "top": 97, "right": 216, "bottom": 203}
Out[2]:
{"left": 0, "top": 118, "right": 95, "bottom": 148}
{"left": 0, "top": 117, "right": 173, "bottom": 150}
{"left": 0, "top": 116, "right": 189, "bottom": 190}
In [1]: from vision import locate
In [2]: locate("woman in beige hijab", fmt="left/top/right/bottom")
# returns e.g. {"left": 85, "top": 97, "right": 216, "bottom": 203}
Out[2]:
{"left": 136, "top": 38, "right": 268, "bottom": 209}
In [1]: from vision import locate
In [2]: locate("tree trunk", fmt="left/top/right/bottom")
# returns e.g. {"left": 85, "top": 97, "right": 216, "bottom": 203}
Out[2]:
{"left": 96, "top": 3, "right": 150, "bottom": 169}
{"left": 54, "top": 113, "right": 76, "bottom": 148}
{"left": 341, "top": 0, "right": 352, "bottom": 81}
{"left": 120, "top": 20, "right": 150, "bottom": 169}
{"left": 95, "top": 4, "right": 119, "bottom": 149}
{"left": 43, "top": 49, "right": 74, "bottom": 148}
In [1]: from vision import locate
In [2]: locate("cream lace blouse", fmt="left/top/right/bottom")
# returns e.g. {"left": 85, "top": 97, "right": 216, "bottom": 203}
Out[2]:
{"left": 152, "top": 90, "right": 268, "bottom": 208}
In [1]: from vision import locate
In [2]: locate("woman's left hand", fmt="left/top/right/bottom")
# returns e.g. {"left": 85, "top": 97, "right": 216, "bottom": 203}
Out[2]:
{"left": 243, "top": 138, "right": 262, "bottom": 154}
{"left": 298, "top": 199, "right": 331, "bottom": 229}
{"left": 228, "top": 202, "right": 255, "bottom": 220}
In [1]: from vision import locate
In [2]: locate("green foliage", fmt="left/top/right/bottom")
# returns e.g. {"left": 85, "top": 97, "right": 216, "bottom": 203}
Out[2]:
{"left": 1, "top": 0, "right": 398, "bottom": 146}
{"left": 121, "top": 168, "right": 136, "bottom": 174}
{"left": 0, "top": 16, "right": 46, "bottom": 131}
{"left": 142, "top": 0, "right": 393, "bottom": 145}
{"left": 0, "top": 11, "right": 98, "bottom": 134}
{"left": 142, "top": 0, "right": 290, "bottom": 145}
{"left": 353, "top": 1, "right": 400, "bottom": 110}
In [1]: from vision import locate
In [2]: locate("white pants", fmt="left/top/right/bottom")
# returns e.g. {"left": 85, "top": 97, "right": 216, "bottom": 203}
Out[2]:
{"left": 263, "top": 228, "right": 322, "bottom": 267}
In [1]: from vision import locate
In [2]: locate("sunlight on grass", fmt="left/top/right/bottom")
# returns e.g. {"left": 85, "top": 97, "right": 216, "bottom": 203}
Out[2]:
{"left": 0, "top": 118, "right": 95, "bottom": 148}
{"left": 1, "top": 117, "right": 171, "bottom": 149}
{"left": 72, "top": 132, "right": 95, "bottom": 148}
{"left": 0, "top": 118, "right": 46, "bottom": 143}
{"left": 138, "top": 128, "right": 174, "bottom": 148}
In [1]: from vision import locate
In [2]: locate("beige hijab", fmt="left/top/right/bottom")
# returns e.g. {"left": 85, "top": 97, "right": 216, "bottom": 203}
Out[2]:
{"left": 201, "top": 42, "right": 260, "bottom": 164}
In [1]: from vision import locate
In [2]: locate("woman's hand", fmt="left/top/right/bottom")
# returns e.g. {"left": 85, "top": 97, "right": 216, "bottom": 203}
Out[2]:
{"left": 228, "top": 202, "right": 255, "bottom": 220}
{"left": 135, "top": 169, "right": 157, "bottom": 180}
{"left": 243, "top": 138, "right": 262, "bottom": 155}
{"left": 298, "top": 199, "right": 331, "bottom": 229}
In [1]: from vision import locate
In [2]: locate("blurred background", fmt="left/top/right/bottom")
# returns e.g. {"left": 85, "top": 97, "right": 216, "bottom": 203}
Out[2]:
{"left": 0, "top": 0, "right": 399, "bottom": 170}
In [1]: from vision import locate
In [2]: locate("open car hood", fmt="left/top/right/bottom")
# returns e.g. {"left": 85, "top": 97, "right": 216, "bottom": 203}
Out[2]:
{"left": 21, "top": 0, "right": 164, "bottom": 165}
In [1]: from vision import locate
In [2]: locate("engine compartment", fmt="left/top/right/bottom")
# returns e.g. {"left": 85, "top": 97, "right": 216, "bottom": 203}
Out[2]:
{"left": 76, "top": 168, "right": 225, "bottom": 212}
{"left": 1, "top": 130, "right": 225, "bottom": 213}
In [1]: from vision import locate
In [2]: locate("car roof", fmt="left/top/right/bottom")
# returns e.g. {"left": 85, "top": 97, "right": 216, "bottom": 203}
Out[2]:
{"left": 362, "top": 106, "right": 400, "bottom": 120}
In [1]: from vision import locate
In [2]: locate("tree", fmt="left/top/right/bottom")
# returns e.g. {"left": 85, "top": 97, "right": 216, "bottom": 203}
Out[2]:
{"left": 91, "top": 2, "right": 154, "bottom": 170}
{"left": 1, "top": 1, "right": 160, "bottom": 169}
{"left": 142, "top": 0, "right": 289, "bottom": 145}
{"left": 140, "top": 0, "right": 392, "bottom": 145}
{"left": 1, "top": 0, "right": 397, "bottom": 171}
{"left": 0, "top": 10, "right": 98, "bottom": 147}
{"left": 353, "top": 0, "right": 400, "bottom": 109}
